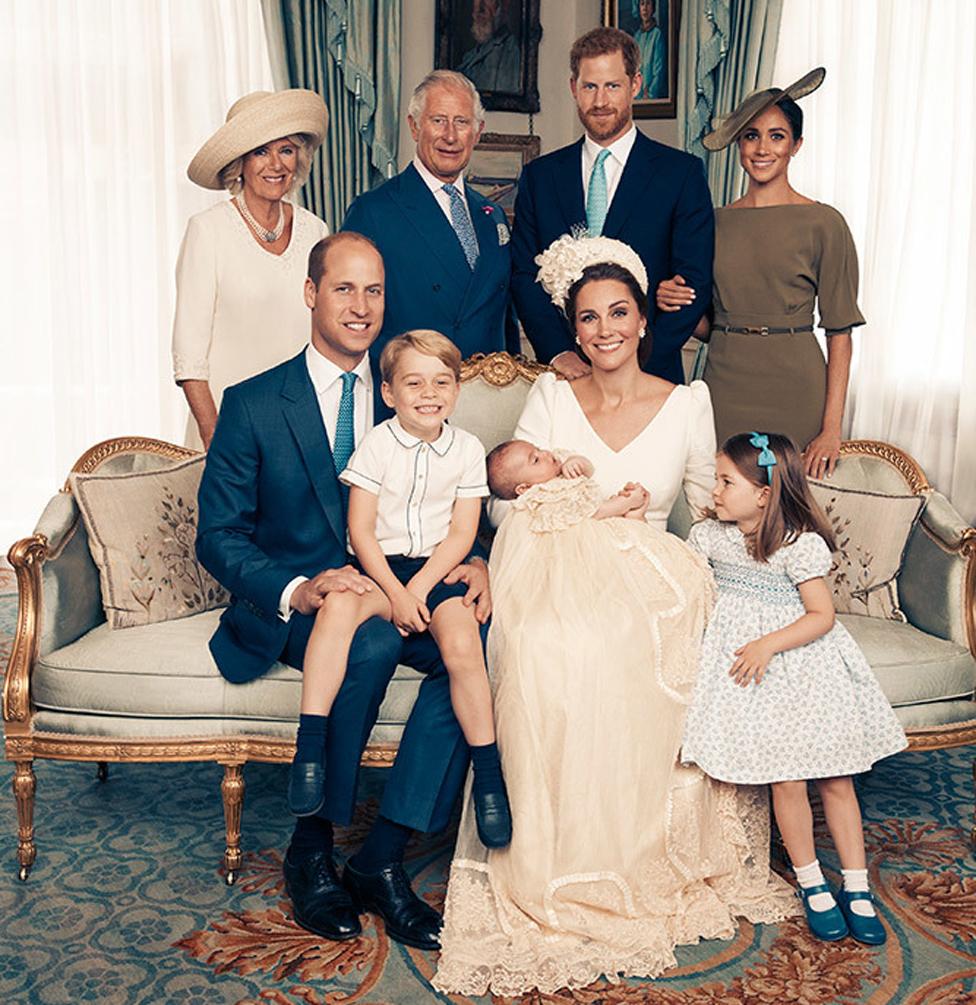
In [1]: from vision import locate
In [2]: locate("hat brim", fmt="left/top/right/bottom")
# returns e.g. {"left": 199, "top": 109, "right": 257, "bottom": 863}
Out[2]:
{"left": 702, "top": 67, "right": 825, "bottom": 152}
{"left": 187, "top": 90, "right": 329, "bottom": 190}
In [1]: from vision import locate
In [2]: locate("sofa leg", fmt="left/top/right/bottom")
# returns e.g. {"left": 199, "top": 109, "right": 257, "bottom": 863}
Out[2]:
{"left": 96, "top": 762, "right": 108, "bottom": 783}
{"left": 221, "top": 764, "right": 245, "bottom": 886}
{"left": 13, "top": 762, "right": 36, "bottom": 882}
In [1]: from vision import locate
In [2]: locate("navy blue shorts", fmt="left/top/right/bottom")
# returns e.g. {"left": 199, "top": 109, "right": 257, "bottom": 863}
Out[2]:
{"left": 358, "top": 554, "right": 470, "bottom": 613}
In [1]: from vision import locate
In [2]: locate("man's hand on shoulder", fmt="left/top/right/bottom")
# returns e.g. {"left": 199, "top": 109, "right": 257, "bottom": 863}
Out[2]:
{"left": 290, "top": 565, "right": 374, "bottom": 616}
{"left": 550, "top": 351, "right": 591, "bottom": 381}
{"left": 442, "top": 557, "right": 491, "bottom": 623}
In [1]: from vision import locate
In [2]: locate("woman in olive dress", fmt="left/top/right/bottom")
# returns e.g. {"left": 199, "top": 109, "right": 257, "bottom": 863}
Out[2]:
{"left": 657, "top": 68, "right": 864, "bottom": 479}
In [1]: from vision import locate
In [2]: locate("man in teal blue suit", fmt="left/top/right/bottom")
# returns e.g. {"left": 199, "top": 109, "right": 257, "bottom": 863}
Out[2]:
{"left": 196, "top": 232, "right": 490, "bottom": 952}
{"left": 343, "top": 69, "right": 518, "bottom": 399}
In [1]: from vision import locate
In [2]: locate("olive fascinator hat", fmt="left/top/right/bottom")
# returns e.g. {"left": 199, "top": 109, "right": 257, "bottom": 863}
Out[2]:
{"left": 702, "top": 67, "right": 826, "bottom": 151}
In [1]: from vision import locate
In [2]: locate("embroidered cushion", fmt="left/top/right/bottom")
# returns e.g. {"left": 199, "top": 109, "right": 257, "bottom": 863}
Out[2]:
{"left": 69, "top": 456, "right": 228, "bottom": 629}
{"left": 808, "top": 480, "right": 926, "bottom": 621}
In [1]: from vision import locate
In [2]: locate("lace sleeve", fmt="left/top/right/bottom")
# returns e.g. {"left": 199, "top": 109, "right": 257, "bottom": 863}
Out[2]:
{"left": 512, "top": 477, "right": 605, "bottom": 532}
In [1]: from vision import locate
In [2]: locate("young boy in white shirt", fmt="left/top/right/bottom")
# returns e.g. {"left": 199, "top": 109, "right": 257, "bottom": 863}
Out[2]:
{"left": 290, "top": 329, "right": 511, "bottom": 849}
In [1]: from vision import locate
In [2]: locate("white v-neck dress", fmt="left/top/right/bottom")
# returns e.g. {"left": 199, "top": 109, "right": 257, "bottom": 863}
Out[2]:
{"left": 512, "top": 372, "right": 717, "bottom": 528}
{"left": 437, "top": 373, "right": 799, "bottom": 997}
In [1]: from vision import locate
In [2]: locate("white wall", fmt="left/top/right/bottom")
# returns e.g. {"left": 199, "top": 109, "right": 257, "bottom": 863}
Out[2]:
{"left": 398, "top": 0, "right": 679, "bottom": 165}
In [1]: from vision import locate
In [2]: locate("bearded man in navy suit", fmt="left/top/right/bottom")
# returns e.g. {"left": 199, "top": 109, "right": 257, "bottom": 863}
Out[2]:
{"left": 196, "top": 233, "right": 490, "bottom": 952}
{"left": 343, "top": 70, "right": 517, "bottom": 397}
{"left": 511, "top": 27, "right": 714, "bottom": 384}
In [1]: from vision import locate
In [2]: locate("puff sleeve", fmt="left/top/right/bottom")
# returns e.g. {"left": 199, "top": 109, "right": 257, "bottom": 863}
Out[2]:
{"left": 816, "top": 207, "right": 866, "bottom": 333}
{"left": 682, "top": 381, "right": 717, "bottom": 520}
{"left": 172, "top": 211, "right": 218, "bottom": 383}
{"left": 686, "top": 518, "right": 717, "bottom": 559}
{"left": 784, "top": 532, "right": 834, "bottom": 585}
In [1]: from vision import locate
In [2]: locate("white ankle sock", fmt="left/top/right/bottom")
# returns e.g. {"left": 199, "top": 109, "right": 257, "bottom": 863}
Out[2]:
{"left": 794, "top": 859, "right": 836, "bottom": 911}
{"left": 842, "top": 868, "right": 876, "bottom": 917}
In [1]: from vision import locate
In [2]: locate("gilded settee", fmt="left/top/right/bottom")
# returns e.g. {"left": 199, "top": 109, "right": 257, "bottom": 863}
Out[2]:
{"left": 4, "top": 352, "right": 975, "bottom": 884}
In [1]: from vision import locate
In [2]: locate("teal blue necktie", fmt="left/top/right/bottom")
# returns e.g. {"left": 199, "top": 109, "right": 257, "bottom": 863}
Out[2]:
{"left": 586, "top": 148, "right": 611, "bottom": 236}
{"left": 333, "top": 371, "right": 357, "bottom": 474}
{"left": 443, "top": 183, "right": 480, "bottom": 269}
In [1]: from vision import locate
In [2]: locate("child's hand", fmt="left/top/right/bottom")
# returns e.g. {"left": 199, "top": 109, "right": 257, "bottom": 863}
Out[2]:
{"left": 391, "top": 588, "right": 430, "bottom": 637}
{"left": 560, "top": 454, "right": 593, "bottom": 479}
{"left": 729, "top": 637, "right": 776, "bottom": 686}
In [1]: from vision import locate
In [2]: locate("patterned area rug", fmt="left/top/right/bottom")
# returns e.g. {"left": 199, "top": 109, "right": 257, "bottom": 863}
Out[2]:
{"left": 1, "top": 586, "right": 974, "bottom": 1005}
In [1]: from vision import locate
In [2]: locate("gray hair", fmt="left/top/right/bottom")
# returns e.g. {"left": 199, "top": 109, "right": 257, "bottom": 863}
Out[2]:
{"left": 218, "top": 133, "right": 313, "bottom": 196}
{"left": 407, "top": 70, "right": 486, "bottom": 127}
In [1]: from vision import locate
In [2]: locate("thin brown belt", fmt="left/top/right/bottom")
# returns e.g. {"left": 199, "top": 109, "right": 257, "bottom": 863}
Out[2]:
{"left": 712, "top": 324, "right": 814, "bottom": 336}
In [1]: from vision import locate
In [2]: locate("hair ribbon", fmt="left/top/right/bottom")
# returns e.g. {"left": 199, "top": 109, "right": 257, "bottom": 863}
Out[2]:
{"left": 748, "top": 431, "right": 777, "bottom": 483}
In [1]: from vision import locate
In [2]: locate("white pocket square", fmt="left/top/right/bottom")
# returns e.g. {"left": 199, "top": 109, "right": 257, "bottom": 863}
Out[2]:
{"left": 497, "top": 222, "right": 510, "bottom": 245}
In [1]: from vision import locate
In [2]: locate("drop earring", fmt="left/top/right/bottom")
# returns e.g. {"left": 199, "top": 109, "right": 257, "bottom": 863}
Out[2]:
{"left": 639, "top": 327, "right": 646, "bottom": 339}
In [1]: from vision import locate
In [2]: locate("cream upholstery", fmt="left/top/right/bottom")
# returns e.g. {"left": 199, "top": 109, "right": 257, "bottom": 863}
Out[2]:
{"left": 5, "top": 354, "right": 975, "bottom": 881}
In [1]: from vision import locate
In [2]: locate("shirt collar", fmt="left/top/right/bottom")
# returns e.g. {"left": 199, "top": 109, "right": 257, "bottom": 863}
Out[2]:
{"left": 304, "top": 343, "right": 372, "bottom": 396}
{"left": 583, "top": 123, "right": 638, "bottom": 170}
{"left": 413, "top": 155, "right": 466, "bottom": 199}
{"left": 387, "top": 414, "right": 456, "bottom": 456}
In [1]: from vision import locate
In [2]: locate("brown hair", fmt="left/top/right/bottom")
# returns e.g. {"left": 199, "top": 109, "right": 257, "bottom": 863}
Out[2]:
{"left": 486, "top": 439, "right": 527, "bottom": 500}
{"left": 720, "top": 431, "right": 836, "bottom": 562}
{"left": 306, "top": 232, "right": 380, "bottom": 289}
{"left": 570, "top": 27, "right": 640, "bottom": 80}
{"left": 379, "top": 329, "right": 462, "bottom": 383}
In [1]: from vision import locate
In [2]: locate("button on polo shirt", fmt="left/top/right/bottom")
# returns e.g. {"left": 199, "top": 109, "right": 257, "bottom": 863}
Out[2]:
{"left": 340, "top": 416, "right": 488, "bottom": 558}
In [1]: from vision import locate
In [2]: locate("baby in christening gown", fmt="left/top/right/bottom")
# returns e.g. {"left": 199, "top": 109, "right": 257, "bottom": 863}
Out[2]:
{"left": 434, "top": 440, "right": 798, "bottom": 997}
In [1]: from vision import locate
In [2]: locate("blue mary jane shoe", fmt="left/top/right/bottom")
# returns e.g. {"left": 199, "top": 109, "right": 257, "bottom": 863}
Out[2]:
{"left": 837, "top": 889, "right": 887, "bottom": 945}
{"left": 798, "top": 883, "right": 849, "bottom": 941}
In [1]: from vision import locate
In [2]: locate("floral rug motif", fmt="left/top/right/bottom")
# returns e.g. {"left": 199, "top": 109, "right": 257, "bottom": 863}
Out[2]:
{"left": 0, "top": 591, "right": 974, "bottom": 1005}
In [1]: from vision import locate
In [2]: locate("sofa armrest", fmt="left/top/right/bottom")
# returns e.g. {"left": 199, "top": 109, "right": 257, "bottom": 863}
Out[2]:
{"left": 898, "top": 490, "right": 976, "bottom": 656}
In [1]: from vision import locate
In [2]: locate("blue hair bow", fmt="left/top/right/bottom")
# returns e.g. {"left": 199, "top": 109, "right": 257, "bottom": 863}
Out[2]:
{"left": 748, "top": 432, "right": 777, "bottom": 483}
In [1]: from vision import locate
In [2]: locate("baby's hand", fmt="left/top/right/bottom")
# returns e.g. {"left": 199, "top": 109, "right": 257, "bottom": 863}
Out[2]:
{"left": 729, "top": 637, "right": 776, "bottom": 686}
{"left": 391, "top": 588, "right": 430, "bottom": 637}
{"left": 601, "top": 492, "right": 635, "bottom": 517}
{"left": 560, "top": 454, "right": 593, "bottom": 479}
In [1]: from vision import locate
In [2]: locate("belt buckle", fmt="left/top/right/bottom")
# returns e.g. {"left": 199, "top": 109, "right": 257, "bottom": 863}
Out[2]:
{"left": 742, "top": 325, "right": 769, "bottom": 336}
{"left": 759, "top": 326, "right": 769, "bottom": 336}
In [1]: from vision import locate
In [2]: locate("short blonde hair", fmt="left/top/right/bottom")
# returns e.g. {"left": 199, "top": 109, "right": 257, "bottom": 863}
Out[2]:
{"left": 219, "top": 133, "right": 314, "bottom": 195}
{"left": 380, "top": 330, "right": 462, "bottom": 383}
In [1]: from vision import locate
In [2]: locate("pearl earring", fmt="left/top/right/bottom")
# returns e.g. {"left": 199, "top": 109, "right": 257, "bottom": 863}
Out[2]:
{"left": 639, "top": 327, "right": 646, "bottom": 339}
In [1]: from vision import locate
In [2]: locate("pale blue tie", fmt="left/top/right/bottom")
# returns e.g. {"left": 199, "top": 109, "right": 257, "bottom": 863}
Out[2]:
{"left": 586, "top": 148, "right": 611, "bottom": 236}
{"left": 443, "top": 183, "right": 480, "bottom": 269}
{"left": 333, "top": 371, "right": 357, "bottom": 475}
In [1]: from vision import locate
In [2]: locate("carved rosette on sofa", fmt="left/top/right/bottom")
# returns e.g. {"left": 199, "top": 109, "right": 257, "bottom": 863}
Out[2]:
{"left": 4, "top": 354, "right": 975, "bottom": 884}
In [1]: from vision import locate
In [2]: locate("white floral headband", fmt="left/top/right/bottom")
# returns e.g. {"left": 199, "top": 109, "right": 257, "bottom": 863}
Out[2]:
{"left": 534, "top": 230, "right": 649, "bottom": 312}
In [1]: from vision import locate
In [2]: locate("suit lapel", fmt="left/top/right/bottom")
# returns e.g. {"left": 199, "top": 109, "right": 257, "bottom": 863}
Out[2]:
{"left": 392, "top": 165, "right": 471, "bottom": 290}
{"left": 553, "top": 139, "right": 586, "bottom": 231}
{"left": 279, "top": 357, "right": 346, "bottom": 547}
{"left": 602, "top": 132, "right": 660, "bottom": 239}
{"left": 464, "top": 187, "right": 503, "bottom": 299}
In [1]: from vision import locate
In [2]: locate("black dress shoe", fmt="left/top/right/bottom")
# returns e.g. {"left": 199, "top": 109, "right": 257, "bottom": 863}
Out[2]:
{"left": 288, "top": 761, "right": 325, "bottom": 817}
{"left": 342, "top": 861, "right": 442, "bottom": 951}
{"left": 474, "top": 787, "right": 512, "bottom": 848}
{"left": 283, "top": 848, "right": 361, "bottom": 941}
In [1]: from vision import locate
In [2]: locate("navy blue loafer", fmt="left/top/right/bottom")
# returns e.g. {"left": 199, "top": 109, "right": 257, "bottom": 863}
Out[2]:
{"left": 475, "top": 788, "right": 512, "bottom": 849}
{"left": 798, "top": 883, "right": 848, "bottom": 941}
{"left": 288, "top": 761, "right": 325, "bottom": 817}
{"left": 837, "top": 889, "right": 886, "bottom": 945}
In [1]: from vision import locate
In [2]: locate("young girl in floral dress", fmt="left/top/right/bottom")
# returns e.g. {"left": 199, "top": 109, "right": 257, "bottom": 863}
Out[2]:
{"left": 682, "top": 431, "right": 907, "bottom": 945}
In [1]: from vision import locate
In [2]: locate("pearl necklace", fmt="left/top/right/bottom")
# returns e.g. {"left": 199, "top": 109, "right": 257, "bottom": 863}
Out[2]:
{"left": 235, "top": 194, "right": 285, "bottom": 243}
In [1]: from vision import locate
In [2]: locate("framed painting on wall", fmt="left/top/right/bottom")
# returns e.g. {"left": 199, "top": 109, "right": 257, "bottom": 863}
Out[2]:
{"left": 435, "top": 0, "right": 542, "bottom": 113}
{"left": 602, "top": 0, "right": 679, "bottom": 118}
{"left": 465, "top": 132, "right": 540, "bottom": 224}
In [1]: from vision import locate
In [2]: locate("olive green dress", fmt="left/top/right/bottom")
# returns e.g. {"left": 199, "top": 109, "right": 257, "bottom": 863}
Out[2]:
{"left": 704, "top": 203, "right": 865, "bottom": 448}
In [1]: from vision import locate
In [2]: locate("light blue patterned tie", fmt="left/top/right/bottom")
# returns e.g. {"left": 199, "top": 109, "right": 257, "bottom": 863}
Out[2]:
{"left": 586, "top": 148, "right": 611, "bottom": 236}
{"left": 443, "top": 183, "right": 480, "bottom": 269}
{"left": 333, "top": 371, "right": 357, "bottom": 474}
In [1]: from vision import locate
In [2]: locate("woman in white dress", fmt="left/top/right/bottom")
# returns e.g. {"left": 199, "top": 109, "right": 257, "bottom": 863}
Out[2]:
{"left": 173, "top": 89, "right": 330, "bottom": 449}
{"left": 434, "top": 235, "right": 797, "bottom": 997}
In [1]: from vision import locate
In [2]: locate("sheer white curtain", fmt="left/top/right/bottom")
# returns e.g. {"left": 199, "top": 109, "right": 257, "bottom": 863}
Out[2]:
{"left": 0, "top": 0, "right": 274, "bottom": 546}
{"left": 774, "top": 0, "right": 976, "bottom": 522}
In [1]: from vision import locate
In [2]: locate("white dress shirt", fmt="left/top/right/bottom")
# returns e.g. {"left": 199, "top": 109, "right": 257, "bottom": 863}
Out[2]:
{"left": 278, "top": 344, "right": 374, "bottom": 619}
{"left": 413, "top": 155, "right": 471, "bottom": 227}
{"left": 581, "top": 124, "right": 638, "bottom": 212}
{"left": 341, "top": 417, "right": 488, "bottom": 558}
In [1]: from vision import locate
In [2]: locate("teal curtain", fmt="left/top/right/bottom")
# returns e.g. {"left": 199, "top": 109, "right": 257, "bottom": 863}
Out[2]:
{"left": 261, "top": 0, "right": 400, "bottom": 230}
{"left": 678, "top": 0, "right": 784, "bottom": 206}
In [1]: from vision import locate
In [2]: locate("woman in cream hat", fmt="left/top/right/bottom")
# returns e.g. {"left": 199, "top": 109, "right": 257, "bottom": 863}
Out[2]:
{"left": 173, "top": 89, "right": 329, "bottom": 449}
{"left": 657, "top": 68, "right": 865, "bottom": 479}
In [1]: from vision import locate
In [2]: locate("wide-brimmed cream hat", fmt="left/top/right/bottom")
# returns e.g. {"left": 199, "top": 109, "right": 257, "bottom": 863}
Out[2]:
{"left": 702, "top": 68, "right": 825, "bottom": 151}
{"left": 187, "top": 89, "right": 329, "bottom": 190}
